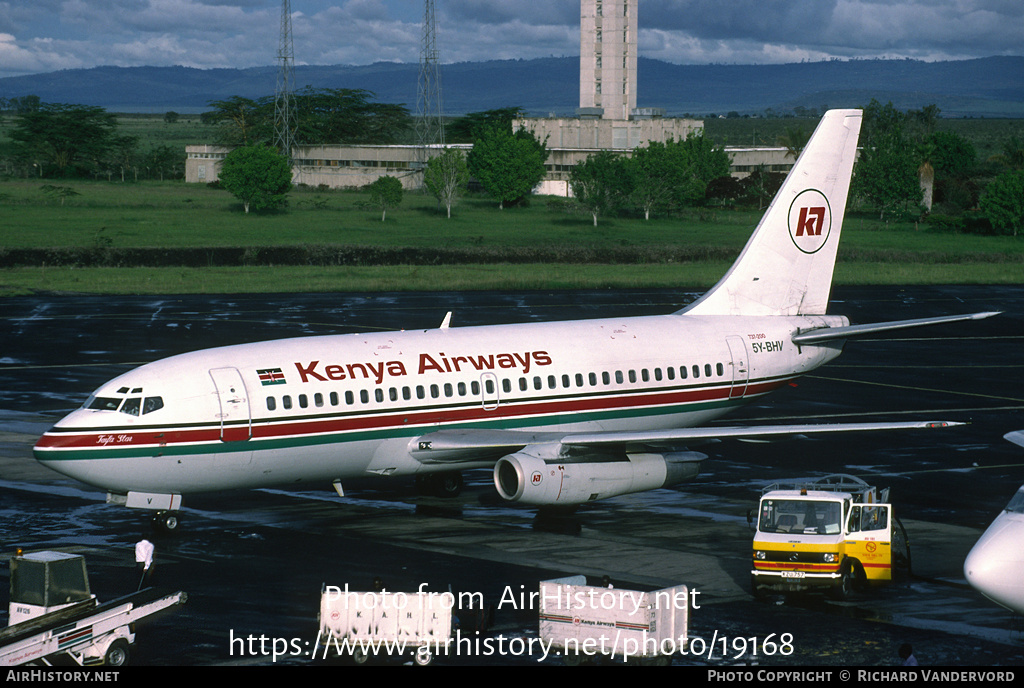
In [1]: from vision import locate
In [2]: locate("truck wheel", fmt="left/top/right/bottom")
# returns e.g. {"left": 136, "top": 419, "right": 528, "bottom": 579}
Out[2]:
{"left": 831, "top": 563, "right": 855, "bottom": 599}
{"left": 750, "top": 575, "right": 767, "bottom": 600}
{"left": 351, "top": 648, "right": 370, "bottom": 665}
{"left": 104, "top": 639, "right": 131, "bottom": 667}
{"left": 413, "top": 649, "right": 433, "bottom": 666}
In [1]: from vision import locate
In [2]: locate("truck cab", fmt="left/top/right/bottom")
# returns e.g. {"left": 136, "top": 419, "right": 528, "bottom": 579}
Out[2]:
{"left": 750, "top": 474, "right": 901, "bottom": 598}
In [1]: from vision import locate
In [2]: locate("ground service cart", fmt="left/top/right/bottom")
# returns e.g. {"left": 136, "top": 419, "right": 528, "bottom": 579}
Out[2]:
{"left": 1, "top": 550, "right": 187, "bottom": 666}
{"left": 750, "top": 474, "right": 909, "bottom": 598}
{"left": 317, "top": 585, "right": 452, "bottom": 666}
{"left": 539, "top": 575, "right": 689, "bottom": 665}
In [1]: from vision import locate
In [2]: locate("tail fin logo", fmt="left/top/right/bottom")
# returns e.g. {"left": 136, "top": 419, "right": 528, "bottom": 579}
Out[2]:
{"left": 788, "top": 189, "right": 832, "bottom": 254}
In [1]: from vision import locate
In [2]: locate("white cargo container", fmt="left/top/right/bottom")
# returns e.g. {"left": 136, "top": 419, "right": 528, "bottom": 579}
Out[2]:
{"left": 539, "top": 575, "right": 689, "bottom": 665}
{"left": 317, "top": 585, "right": 452, "bottom": 666}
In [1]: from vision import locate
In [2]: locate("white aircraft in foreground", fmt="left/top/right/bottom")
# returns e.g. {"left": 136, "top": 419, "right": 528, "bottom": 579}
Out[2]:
{"left": 34, "top": 110, "right": 996, "bottom": 530}
{"left": 963, "top": 431, "right": 1024, "bottom": 614}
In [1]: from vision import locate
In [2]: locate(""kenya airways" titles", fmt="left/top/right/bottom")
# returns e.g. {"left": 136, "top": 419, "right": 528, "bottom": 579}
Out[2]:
{"left": 293, "top": 351, "right": 553, "bottom": 385}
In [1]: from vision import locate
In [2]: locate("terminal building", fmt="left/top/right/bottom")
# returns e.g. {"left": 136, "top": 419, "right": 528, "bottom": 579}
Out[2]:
{"left": 185, "top": 0, "right": 795, "bottom": 193}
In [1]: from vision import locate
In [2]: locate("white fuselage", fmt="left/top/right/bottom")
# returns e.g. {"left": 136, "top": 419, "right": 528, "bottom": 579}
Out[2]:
{"left": 964, "top": 485, "right": 1024, "bottom": 614}
{"left": 33, "top": 311, "right": 845, "bottom": 495}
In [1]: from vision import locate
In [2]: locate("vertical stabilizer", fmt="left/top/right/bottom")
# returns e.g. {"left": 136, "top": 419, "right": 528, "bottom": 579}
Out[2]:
{"left": 681, "top": 109, "right": 862, "bottom": 317}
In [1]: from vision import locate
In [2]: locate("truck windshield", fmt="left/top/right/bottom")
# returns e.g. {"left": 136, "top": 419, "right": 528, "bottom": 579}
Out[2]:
{"left": 759, "top": 499, "right": 843, "bottom": 535}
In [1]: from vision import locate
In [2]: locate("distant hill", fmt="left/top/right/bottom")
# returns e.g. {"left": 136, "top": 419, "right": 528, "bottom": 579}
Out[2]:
{"left": 1, "top": 56, "right": 1022, "bottom": 118}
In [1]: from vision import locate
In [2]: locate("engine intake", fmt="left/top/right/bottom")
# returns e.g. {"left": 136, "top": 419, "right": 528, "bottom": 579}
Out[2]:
{"left": 493, "top": 450, "right": 701, "bottom": 506}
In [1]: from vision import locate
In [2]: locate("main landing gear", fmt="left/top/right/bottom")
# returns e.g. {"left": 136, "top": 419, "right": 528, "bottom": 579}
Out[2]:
{"left": 416, "top": 471, "right": 464, "bottom": 498}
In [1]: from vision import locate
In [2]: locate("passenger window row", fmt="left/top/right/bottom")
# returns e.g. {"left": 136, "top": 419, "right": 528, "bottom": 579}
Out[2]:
{"left": 264, "top": 362, "right": 728, "bottom": 413}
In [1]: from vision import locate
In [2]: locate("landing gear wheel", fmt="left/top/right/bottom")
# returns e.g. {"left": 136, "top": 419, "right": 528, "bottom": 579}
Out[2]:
{"left": 431, "top": 471, "right": 463, "bottom": 498}
{"left": 152, "top": 511, "right": 180, "bottom": 533}
{"left": 104, "top": 639, "right": 131, "bottom": 667}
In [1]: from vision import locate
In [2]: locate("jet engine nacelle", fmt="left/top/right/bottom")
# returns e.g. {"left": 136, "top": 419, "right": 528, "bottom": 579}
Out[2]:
{"left": 493, "top": 449, "right": 702, "bottom": 506}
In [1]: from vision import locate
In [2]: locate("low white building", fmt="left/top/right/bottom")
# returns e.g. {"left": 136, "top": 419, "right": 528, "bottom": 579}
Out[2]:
{"left": 185, "top": 140, "right": 797, "bottom": 196}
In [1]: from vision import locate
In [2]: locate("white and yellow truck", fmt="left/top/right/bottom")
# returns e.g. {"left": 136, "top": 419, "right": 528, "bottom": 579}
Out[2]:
{"left": 750, "top": 475, "right": 909, "bottom": 598}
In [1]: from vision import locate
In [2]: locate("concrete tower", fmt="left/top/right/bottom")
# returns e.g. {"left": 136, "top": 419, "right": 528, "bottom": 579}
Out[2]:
{"left": 579, "top": 0, "right": 637, "bottom": 120}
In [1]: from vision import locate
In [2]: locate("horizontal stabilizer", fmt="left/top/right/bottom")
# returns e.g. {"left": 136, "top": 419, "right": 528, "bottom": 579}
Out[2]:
{"left": 1006, "top": 431, "right": 1024, "bottom": 449}
{"left": 792, "top": 311, "right": 1000, "bottom": 345}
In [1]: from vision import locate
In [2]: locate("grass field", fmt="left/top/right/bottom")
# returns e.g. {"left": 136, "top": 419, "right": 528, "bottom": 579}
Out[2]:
{"left": 0, "top": 175, "right": 1021, "bottom": 296}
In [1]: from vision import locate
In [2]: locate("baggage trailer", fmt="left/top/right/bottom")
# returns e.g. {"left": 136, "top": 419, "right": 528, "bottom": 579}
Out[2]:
{"left": 539, "top": 576, "right": 689, "bottom": 666}
{"left": 1, "top": 550, "right": 186, "bottom": 666}
{"left": 317, "top": 585, "right": 452, "bottom": 666}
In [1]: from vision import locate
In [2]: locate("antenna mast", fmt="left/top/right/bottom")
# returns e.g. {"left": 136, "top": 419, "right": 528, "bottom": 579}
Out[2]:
{"left": 275, "top": 0, "right": 298, "bottom": 160}
{"left": 416, "top": 0, "right": 444, "bottom": 157}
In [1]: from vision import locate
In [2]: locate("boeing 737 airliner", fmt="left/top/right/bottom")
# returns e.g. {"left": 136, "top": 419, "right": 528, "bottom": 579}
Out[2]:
{"left": 33, "top": 110, "right": 996, "bottom": 530}
{"left": 963, "top": 431, "right": 1024, "bottom": 614}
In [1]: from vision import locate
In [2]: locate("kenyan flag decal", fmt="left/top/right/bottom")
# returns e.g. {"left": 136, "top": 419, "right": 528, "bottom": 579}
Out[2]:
{"left": 257, "top": 368, "right": 286, "bottom": 386}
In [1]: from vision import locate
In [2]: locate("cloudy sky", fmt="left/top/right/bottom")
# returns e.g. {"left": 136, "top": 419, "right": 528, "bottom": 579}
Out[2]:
{"left": 0, "top": 0, "right": 1020, "bottom": 79}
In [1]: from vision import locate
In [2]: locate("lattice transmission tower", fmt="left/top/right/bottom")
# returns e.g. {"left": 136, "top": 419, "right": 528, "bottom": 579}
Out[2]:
{"left": 416, "top": 0, "right": 444, "bottom": 155}
{"left": 274, "top": 0, "right": 298, "bottom": 160}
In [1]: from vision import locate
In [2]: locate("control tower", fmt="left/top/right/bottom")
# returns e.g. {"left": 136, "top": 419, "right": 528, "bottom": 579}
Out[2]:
{"left": 579, "top": 0, "right": 637, "bottom": 120}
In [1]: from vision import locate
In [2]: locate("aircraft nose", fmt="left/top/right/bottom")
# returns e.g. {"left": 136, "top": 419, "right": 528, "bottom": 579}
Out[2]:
{"left": 964, "top": 517, "right": 1021, "bottom": 611}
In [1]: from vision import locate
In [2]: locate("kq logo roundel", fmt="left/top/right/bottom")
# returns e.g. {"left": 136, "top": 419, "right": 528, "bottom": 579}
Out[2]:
{"left": 787, "top": 189, "right": 832, "bottom": 254}
{"left": 531, "top": 471, "right": 543, "bottom": 486}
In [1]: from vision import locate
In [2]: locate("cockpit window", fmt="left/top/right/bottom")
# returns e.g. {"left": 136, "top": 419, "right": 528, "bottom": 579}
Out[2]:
{"left": 85, "top": 393, "right": 164, "bottom": 415}
{"left": 1006, "top": 487, "right": 1024, "bottom": 514}
{"left": 120, "top": 398, "right": 141, "bottom": 416}
{"left": 88, "top": 397, "right": 123, "bottom": 411}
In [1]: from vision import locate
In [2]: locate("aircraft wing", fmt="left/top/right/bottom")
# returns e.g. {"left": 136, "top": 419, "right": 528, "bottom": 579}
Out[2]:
{"left": 411, "top": 420, "right": 964, "bottom": 462}
{"left": 1006, "top": 431, "right": 1024, "bottom": 449}
{"left": 792, "top": 311, "right": 1000, "bottom": 345}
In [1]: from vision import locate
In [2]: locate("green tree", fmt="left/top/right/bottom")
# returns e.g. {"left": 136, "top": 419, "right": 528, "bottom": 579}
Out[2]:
{"left": 993, "top": 135, "right": 1024, "bottom": 171}
{"left": 855, "top": 101, "right": 923, "bottom": 220}
{"left": 40, "top": 184, "right": 80, "bottom": 206}
{"left": 204, "top": 89, "right": 413, "bottom": 149}
{"left": 467, "top": 123, "right": 549, "bottom": 209}
{"left": 570, "top": 151, "right": 630, "bottom": 226}
{"left": 218, "top": 145, "right": 293, "bottom": 214}
{"left": 446, "top": 107, "right": 526, "bottom": 143}
{"left": 423, "top": 148, "right": 469, "bottom": 218}
{"left": 929, "top": 131, "right": 976, "bottom": 178}
{"left": 109, "top": 135, "right": 139, "bottom": 182}
{"left": 293, "top": 87, "right": 412, "bottom": 145}
{"left": 146, "top": 144, "right": 183, "bottom": 181}
{"left": 626, "top": 134, "right": 722, "bottom": 219}
{"left": 777, "top": 125, "right": 810, "bottom": 159}
{"left": 679, "top": 132, "right": 732, "bottom": 196}
{"left": 204, "top": 96, "right": 272, "bottom": 147}
{"left": 979, "top": 170, "right": 1024, "bottom": 236}
{"left": 10, "top": 103, "right": 118, "bottom": 177}
{"left": 628, "top": 140, "right": 686, "bottom": 220}
{"left": 366, "top": 175, "right": 404, "bottom": 221}
{"left": 854, "top": 137, "right": 923, "bottom": 220}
